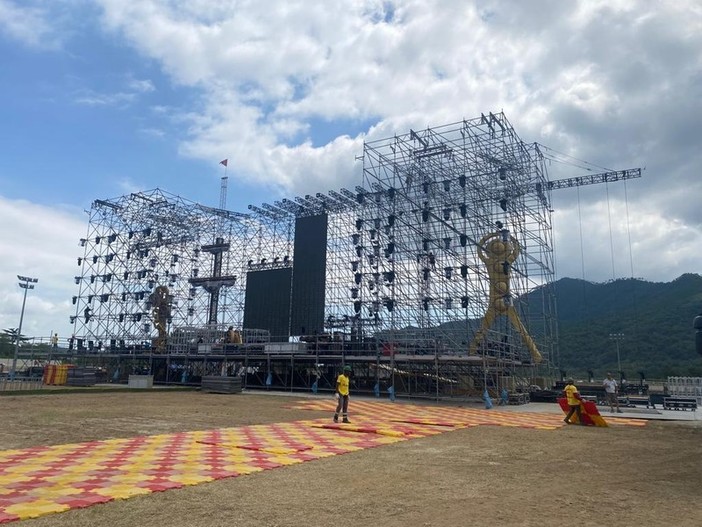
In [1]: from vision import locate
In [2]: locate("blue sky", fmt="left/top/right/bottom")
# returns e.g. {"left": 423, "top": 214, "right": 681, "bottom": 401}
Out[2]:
{"left": 1, "top": 0, "right": 701, "bottom": 339}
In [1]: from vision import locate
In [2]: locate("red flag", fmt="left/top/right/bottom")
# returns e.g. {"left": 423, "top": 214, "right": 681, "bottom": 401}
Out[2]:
{"left": 220, "top": 159, "right": 228, "bottom": 167}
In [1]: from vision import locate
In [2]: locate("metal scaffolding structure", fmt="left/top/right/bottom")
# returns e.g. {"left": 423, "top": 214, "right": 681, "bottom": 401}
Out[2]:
{"left": 354, "top": 113, "right": 556, "bottom": 368}
{"left": 55, "top": 112, "right": 643, "bottom": 400}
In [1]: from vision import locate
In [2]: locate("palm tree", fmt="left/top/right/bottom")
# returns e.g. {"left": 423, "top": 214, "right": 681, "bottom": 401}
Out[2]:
{"left": 2, "top": 328, "right": 28, "bottom": 344}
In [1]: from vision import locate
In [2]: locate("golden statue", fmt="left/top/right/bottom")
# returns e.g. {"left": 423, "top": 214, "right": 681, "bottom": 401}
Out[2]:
{"left": 469, "top": 230, "right": 542, "bottom": 364}
{"left": 150, "top": 285, "right": 171, "bottom": 353}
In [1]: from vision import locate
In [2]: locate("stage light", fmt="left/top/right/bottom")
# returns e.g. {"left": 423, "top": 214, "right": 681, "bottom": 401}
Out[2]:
{"left": 460, "top": 234, "right": 467, "bottom": 247}
{"left": 500, "top": 228, "right": 510, "bottom": 242}
{"left": 498, "top": 167, "right": 507, "bottom": 180}
{"left": 461, "top": 296, "right": 469, "bottom": 308}
{"left": 460, "top": 204, "right": 467, "bottom": 218}
{"left": 443, "top": 180, "right": 451, "bottom": 191}
{"left": 388, "top": 214, "right": 395, "bottom": 227}
{"left": 499, "top": 198, "right": 508, "bottom": 212}
{"left": 77, "top": 258, "right": 82, "bottom": 266}
{"left": 444, "top": 267, "right": 453, "bottom": 279}
{"left": 461, "top": 265, "right": 468, "bottom": 278}
{"left": 443, "top": 237, "right": 451, "bottom": 249}
{"left": 443, "top": 208, "right": 451, "bottom": 220}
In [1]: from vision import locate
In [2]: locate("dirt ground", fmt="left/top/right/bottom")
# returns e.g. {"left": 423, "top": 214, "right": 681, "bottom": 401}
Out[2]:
{"left": 1, "top": 390, "right": 701, "bottom": 527}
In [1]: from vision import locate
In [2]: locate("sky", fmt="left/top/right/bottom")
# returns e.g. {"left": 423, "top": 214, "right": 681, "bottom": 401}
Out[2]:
{"left": 1, "top": 0, "right": 701, "bottom": 340}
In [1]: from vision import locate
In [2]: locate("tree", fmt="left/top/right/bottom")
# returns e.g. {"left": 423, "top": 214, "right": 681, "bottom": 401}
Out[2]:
{"left": 2, "top": 328, "right": 28, "bottom": 344}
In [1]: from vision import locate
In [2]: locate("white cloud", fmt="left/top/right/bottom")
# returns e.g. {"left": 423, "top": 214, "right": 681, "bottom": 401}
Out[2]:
{"left": 2, "top": 0, "right": 700, "bottom": 295}
{"left": 0, "top": 0, "right": 61, "bottom": 49}
{"left": 0, "top": 196, "right": 86, "bottom": 340}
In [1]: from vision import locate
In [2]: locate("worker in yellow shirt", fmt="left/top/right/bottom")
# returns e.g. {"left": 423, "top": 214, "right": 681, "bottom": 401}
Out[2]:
{"left": 563, "top": 378, "right": 584, "bottom": 425}
{"left": 333, "top": 365, "right": 352, "bottom": 423}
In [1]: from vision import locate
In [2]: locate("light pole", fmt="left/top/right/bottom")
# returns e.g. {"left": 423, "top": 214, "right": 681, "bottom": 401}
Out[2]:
{"left": 11, "top": 275, "right": 38, "bottom": 380}
{"left": 608, "top": 332, "right": 624, "bottom": 378}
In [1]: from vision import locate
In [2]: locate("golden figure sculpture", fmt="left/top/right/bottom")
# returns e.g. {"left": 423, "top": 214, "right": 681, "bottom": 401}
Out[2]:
{"left": 150, "top": 285, "right": 171, "bottom": 353}
{"left": 469, "top": 230, "right": 542, "bottom": 364}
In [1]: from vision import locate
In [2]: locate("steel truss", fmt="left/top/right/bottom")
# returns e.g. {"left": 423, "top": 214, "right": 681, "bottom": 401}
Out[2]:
{"left": 66, "top": 113, "right": 561, "bottom": 397}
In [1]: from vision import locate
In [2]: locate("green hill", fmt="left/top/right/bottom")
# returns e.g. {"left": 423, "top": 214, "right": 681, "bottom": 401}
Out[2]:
{"left": 547, "top": 273, "right": 702, "bottom": 380}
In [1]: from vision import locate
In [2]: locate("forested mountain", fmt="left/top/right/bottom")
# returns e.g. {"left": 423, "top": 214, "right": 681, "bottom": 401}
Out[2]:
{"left": 545, "top": 273, "right": 702, "bottom": 379}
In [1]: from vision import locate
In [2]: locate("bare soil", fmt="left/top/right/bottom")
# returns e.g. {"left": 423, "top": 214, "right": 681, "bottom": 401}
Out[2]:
{"left": 1, "top": 390, "right": 701, "bottom": 527}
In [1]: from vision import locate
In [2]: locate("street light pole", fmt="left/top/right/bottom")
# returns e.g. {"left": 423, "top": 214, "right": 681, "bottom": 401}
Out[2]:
{"left": 11, "top": 275, "right": 38, "bottom": 380}
{"left": 608, "top": 332, "right": 625, "bottom": 377}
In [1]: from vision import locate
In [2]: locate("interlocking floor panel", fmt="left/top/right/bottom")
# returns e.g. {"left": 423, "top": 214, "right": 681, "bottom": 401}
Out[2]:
{"left": 0, "top": 399, "right": 644, "bottom": 523}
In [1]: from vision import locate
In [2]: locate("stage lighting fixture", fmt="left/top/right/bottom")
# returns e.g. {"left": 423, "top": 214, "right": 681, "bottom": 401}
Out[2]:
{"left": 460, "top": 204, "right": 467, "bottom": 218}
{"left": 443, "top": 180, "right": 450, "bottom": 191}
{"left": 460, "top": 234, "right": 467, "bottom": 247}
{"left": 443, "top": 208, "right": 451, "bottom": 220}
{"left": 461, "top": 296, "right": 469, "bottom": 308}
{"left": 500, "top": 198, "right": 508, "bottom": 212}
{"left": 354, "top": 273, "right": 362, "bottom": 284}
{"left": 355, "top": 219, "right": 363, "bottom": 230}
{"left": 388, "top": 214, "right": 395, "bottom": 227}
{"left": 77, "top": 258, "right": 82, "bottom": 266}
{"left": 458, "top": 175, "right": 466, "bottom": 188}
{"left": 351, "top": 287, "right": 359, "bottom": 299}
{"left": 461, "top": 265, "right": 468, "bottom": 278}
{"left": 444, "top": 267, "right": 453, "bottom": 279}
{"left": 498, "top": 167, "right": 507, "bottom": 180}
{"left": 443, "top": 237, "right": 451, "bottom": 249}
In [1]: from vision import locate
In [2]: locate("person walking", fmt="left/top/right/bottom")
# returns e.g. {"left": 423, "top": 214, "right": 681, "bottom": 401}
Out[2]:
{"left": 603, "top": 372, "right": 623, "bottom": 413}
{"left": 50, "top": 333, "right": 59, "bottom": 349}
{"left": 333, "top": 365, "right": 352, "bottom": 423}
{"left": 563, "top": 378, "right": 584, "bottom": 425}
